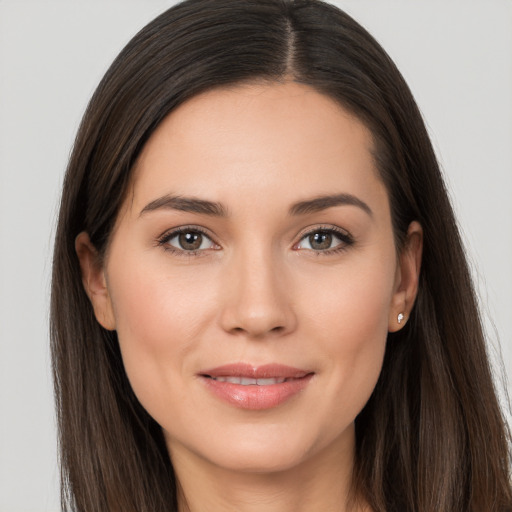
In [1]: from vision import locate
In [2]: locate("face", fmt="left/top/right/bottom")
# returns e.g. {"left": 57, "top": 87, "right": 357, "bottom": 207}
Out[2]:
{"left": 78, "top": 82, "right": 421, "bottom": 476}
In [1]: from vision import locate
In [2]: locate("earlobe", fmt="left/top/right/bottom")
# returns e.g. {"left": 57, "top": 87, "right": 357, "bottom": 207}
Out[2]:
{"left": 388, "top": 221, "right": 423, "bottom": 333}
{"left": 75, "top": 232, "right": 116, "bottom": 331}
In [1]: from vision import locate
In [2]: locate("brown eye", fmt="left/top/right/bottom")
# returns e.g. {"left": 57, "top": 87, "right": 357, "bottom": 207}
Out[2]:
{"left": 178, "top": 232, "right": 203, "bottom": 250}
{"left": 308, "top": 232, "right": 333, "bottom": 250}
{"left": 165, "top": 230, "right": 216, "bottom": 252}
{"left": 295, "top": 228, "right": 353, "bottom": 253}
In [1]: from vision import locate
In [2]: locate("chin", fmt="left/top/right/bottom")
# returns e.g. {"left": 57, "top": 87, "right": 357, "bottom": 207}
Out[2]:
{"left": 225, "top": 442, "right": 309, "bottom": 473}
{"left": 169, "top": 420, "right": 352, "bottom": 476}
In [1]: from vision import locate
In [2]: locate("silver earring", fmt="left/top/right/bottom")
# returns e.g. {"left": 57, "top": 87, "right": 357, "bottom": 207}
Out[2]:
{"left": 397, "top": 313, "right": 404, "bottom": 324}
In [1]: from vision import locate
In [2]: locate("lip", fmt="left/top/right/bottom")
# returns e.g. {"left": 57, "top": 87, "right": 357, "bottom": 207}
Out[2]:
{"left": 199, "top": 363, "right": 314, "bottom": 410}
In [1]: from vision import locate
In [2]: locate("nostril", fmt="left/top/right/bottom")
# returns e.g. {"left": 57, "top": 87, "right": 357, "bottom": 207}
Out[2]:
{"left": 228, "top": 324, "right": 286, "bottom": 337}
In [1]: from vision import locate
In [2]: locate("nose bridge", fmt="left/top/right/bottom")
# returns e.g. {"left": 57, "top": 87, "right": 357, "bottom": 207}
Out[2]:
{"left": 220, "top": 240, "right": 295, "bottom": 337}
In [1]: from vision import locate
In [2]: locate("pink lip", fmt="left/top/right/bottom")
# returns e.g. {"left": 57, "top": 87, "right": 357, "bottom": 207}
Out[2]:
{"left": 199, "top": 363, "right": 314, "bottom": 410}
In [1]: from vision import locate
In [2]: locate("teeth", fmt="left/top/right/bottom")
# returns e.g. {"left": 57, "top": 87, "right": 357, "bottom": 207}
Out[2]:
{"left": 257, "top": 378, "right": 285, "bottom": 385}
{"left": 211, "top": 376, "right": 287, "bottom": 385}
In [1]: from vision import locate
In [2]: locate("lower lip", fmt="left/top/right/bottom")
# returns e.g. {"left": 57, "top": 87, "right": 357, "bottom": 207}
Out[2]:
{"left": 200, "top": 374, "right": 314, "bottom": 410}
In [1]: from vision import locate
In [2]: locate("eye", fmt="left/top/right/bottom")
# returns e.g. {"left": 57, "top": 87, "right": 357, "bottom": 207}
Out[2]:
{"left": 158, "top": 228, "right": 218, "bottom": 253}
{"left": 295, "top": 228, "right": 353, "bottom": 253}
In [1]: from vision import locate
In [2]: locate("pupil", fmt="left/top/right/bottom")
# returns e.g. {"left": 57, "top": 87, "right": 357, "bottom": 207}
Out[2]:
{"left": 179, "top": 232, "right": 202, "bottom": 250}
{"left": 310, "top": 232, "right": 332, "bottom": 250}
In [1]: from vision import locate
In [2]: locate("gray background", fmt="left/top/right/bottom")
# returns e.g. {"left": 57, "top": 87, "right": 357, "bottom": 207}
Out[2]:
{"left": 1, "top": 1, "right": 511, "bottom": 510}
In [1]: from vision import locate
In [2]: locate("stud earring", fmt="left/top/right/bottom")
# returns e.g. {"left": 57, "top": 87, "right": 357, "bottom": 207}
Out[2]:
{"left": 397, "top": 313, "right": 404, "bottom": 324}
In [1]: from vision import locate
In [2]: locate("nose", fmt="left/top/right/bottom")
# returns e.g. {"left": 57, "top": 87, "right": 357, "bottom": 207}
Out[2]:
{"left": 218, "top": 247, "right": 297, "bottom": 339}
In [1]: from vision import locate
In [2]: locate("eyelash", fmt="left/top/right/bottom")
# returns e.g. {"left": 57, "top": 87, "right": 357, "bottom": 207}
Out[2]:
{"left": 294, "top": 225, "right": 355, "bottom": 256}
{"left": 156, "top": 225, "right": 355, "bottom": 257}
{"left": 156, "top": 226, "right": 218, "bottom": 257}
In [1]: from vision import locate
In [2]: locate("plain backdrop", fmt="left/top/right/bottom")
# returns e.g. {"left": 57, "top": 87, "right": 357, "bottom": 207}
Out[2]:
{"left": 0, "top": 1, "right": 511, "bottom": 510}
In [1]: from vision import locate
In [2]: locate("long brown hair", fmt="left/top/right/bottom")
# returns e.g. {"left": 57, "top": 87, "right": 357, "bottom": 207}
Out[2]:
{"left": 50, "top": 0, "right": 512, "bottom": 510}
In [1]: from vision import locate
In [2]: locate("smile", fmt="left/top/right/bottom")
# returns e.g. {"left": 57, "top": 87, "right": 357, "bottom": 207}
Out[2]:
{"left": 199, "top": 364, "right": 314, "bottom": 410}
{"left": 208, "top": 376, "right": 288, "bottom": 385}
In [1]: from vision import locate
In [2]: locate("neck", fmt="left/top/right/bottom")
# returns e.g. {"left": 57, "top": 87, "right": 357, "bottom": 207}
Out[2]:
{"left": 170, "top": 424, "right": 368, "bottom": 512}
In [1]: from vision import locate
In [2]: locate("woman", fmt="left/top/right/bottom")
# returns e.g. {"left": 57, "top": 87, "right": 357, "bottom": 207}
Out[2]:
{"left": 50, "top": 0, "right": 512, "bottom": 510}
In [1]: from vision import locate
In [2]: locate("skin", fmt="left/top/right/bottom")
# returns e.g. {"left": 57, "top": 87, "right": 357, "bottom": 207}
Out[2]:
{"left": 77, "top": 82, "right": 422, "bottom": 512}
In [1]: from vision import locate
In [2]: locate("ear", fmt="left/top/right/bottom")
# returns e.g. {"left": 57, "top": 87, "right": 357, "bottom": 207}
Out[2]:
{"left": 388, "top": 221, "right": 423, "bottom": 332}
{"left": 75, "top": 232, "right": 116, "bottom": 331}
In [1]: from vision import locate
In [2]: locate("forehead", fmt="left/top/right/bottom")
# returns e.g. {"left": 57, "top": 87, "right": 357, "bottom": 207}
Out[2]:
{"left": 129, "top": 82, "right": 385, "bottom": 214}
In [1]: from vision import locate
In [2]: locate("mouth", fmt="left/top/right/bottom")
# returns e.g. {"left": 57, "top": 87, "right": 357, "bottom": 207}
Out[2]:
{"left": 204, "top": 376, "right": 290, "bottom": 385}
{"left": 199, "top": 363, "right": 314, "bottom": 410}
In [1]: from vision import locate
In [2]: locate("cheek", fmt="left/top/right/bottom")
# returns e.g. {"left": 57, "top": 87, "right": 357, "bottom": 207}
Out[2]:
{"left": 301, "top": 255, "right": 394, "bottom": 417}
{"left": 303, "top": 250, "right": 394, "bottom": 343}
{"left": 106, "top": 253, "right": 217, "bottom": 411}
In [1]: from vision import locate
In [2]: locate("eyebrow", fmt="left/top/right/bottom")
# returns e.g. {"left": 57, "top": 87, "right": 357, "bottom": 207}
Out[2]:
{"left": 139, "top": 192, "right": 372, "bottom": 218}
{"left": 289, "top": 193, "right": 373, "bottom": 217}
{"left": 139, "top": 194, "right": 227, "bottom": 217}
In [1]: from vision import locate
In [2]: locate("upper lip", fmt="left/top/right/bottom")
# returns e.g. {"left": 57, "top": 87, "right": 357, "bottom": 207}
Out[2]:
{"left": 200, "top": 363, "right": 312, "bottom": 379}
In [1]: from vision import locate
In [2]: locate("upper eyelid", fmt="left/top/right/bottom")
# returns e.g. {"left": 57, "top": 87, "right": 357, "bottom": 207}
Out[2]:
{"left": 158, "top": 225, "right": 216, "bottom": 242}
{"left": 294, "top": 224, "right": 352, "bottom": 240}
